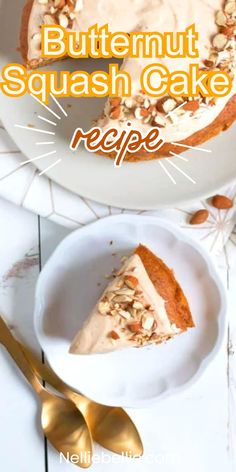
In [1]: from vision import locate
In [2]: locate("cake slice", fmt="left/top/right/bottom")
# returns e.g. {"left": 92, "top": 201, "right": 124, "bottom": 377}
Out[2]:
{"left": 69, "top": 245, "right": 194, "bottom": 355}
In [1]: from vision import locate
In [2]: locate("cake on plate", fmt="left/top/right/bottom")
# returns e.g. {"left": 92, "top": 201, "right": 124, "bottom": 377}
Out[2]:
{"left": 20, "top": 0, "right": 236, "bottom": 160}
{"left": 69, "top": 245, "right": 194, "bottom": 355}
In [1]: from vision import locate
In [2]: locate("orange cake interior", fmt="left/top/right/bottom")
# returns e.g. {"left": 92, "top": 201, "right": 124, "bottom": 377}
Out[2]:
{"left": 70, "top": 245, "right": 194, "bottom": 355}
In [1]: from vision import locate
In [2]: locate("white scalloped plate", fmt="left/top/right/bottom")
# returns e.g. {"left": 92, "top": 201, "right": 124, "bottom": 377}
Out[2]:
{"left": 34, "top": 215, "right": 226, "bottom": 407}
{"left": 1, "top": 0, "right": 236, "bottom": 210}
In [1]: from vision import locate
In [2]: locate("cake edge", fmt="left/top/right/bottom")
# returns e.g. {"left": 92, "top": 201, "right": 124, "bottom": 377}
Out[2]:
{"left": 96, "top": 93, "right": 236, "bottom": 160}
{"left": 135, "top": 244, "right": 194, "bottom": 331}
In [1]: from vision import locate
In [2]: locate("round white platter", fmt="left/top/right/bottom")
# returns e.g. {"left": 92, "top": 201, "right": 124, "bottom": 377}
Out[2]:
{"left": 1, "top": 0, "right": 236, "bottom": 209}
{"left": 34, "top": 215, "right": 226, "bottom": 407}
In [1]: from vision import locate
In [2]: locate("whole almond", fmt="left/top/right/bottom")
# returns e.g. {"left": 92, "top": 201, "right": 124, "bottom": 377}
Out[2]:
{"left": 190, "top": 209, "right": 209, "bottom": 225}
{"left": 212, "top": 195, "right": 233, "bottom": 209}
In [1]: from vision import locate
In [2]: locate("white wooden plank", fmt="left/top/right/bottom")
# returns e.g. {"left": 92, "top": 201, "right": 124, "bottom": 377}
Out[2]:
{"left": 46, "top": 351, "right": 229, "bottom": 472}
{"left": 39, "top": 218, "right": 230, "bottom": 472}
{"left": 227, "top": 264, "right": 236, "bottom": 471}
{"left": 0, "top": 199, "right": 45, "bottom": 472}
{"left": 39, "top": 217, "right": 71, "bottom": 267}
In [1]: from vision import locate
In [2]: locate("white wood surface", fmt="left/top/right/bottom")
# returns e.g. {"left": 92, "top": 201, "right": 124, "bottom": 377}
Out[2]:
{"left": 0, "top": 198, "right": 235, "bottom": 472}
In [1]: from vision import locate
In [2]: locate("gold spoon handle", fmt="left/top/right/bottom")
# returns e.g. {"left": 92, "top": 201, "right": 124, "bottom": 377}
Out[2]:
{"left": 20, "top": 344, "right": 82, "bottom": 402}
{"left": 0, "top": 316, "right": 43, "bottom": 395}
{"left": 20, "top": 344, "right": 73, "bottom": 392}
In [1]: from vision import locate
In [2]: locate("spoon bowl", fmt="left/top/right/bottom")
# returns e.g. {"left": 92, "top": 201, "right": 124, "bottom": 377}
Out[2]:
{"left": 22, "top": 345, "right": 143, "bottom": 457}
{"left": 41, "top": 391, "right": 92, "bottom": 467}
{"left": 0, "top": 316, "right": 93, "bottom": 468}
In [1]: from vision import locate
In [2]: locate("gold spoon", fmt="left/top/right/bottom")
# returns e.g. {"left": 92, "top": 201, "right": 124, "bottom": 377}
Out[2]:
{"left": 0, "top": 316, "right": 93, "bottom": 468}
{"left": 20, "top": 343, "right": 144, "bottom": 458}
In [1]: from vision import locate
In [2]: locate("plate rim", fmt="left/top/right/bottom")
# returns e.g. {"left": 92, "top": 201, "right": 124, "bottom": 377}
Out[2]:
{"left": 33, "top": 214, "right": 227, "bottom": 407}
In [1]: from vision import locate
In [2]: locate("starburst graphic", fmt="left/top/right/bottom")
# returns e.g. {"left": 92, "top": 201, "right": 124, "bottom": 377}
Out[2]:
{"left": 13, "top": 94, "right": 214, "bottom": 183}
{"left": 178, "top": 191, "right": 236, "bottom": 254}
{"left": 14, "top": 94, "right": 66, "bottom": 176}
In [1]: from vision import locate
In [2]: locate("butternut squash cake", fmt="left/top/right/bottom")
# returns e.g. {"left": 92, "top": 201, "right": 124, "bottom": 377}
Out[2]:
{"left": 20, "top": 0, "right": 236, "bottom": 160}
{"left": 70, "top": 245, "right": 194, "bottom": 355}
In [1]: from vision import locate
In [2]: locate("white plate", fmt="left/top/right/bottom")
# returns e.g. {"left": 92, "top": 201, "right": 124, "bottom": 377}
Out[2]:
{"left": 34, "top": 215, "right": 226, "bottom": 408}
{"left": 1, "top": 0, "right": 236, "bottom": 210}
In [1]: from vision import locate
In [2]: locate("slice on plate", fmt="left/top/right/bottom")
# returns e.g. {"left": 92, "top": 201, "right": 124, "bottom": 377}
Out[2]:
{"left": 70, "top": 245, "right": 194, "bottom": 355}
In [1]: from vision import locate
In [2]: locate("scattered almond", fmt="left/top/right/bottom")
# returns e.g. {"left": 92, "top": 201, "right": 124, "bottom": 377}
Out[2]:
{"left": 110, "top": 106, "right": 121, "bottom": 120}
{"left": 142, "top": 314, "right": 155, "bottom": 331}
{"left": 150, "top": 332, "right": 159, "bottom": 341}
{"left": 59, "top": 12, "right": 69, "bottom": 27}
{"left": 44, "top": 14, "right": 58, "bottom": 24}
{"left": 98, "top": 301, "right": 110, "bottom": 315}
{"left": 124, "top": 275, "right": 139, "bottom": 289}
{"left": 225, "top": 1, "right": 236, "bottom": 14}
{"left": 127, "top": 321, "right": 142, "bottom": 333}
{"left": 183, "top": 101, "right": 200, "bottom": 112}
{"left": 212, "top": 195, "right": 233, "bottom": 209}
{"left": 152, "top": 114, "right": 166, "bottom": 127}
{"left": 74, "top": 0, "right": 84, "bottom": 12}
{"left": 216, "top": 10, "right": 227, "bottom": 26}
{"left": 54, "top": 0, "right": 66, "bottom": 8}
{"left": 204, "top": 59, "right": 215, "bottom": 68}
{"left": 132, "top": 301, "right": 144, "bottom": 310}
{"left": 212, "top": 33, "right": 228, "bottom": 50}
{"left": 190, "top": 209, "right": 209, "bottom": 225}
{"left": 113, "top": 294, "right": 133, "bottom": 303}
{"left": 114, "top": 287, "right": 135, "bottom": 296}
{"left": 106, "top": 292, "right": 115, "bottom": 302}
{"left": 109, "top": 330, "right": 120, "bottom": 340}
{"left": 140, "top": 108, "right": 150, "bottom": 117}
{"left": 208, "top": 98, "right": 216, "bottom": 106}
{"left": 110, "top": 97, "right": 121, "bottom": 108}
{"left": 124, "top": 98, "right": 135, "bottom": 109}
{"left": 156, "top": 97, "right": 176, "bottom": 114}
{"left": 219, "top": 25, "right": 235, "bottom": 37}
{"left": 119, "top": 309, "right": 131, "bottom": 320}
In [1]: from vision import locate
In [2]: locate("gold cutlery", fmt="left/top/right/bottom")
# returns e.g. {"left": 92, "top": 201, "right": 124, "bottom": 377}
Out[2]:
{"left": 0, "top": 316, "right": 93, "bottom": 468}
{"left": 21, "top": 343, "right": 144, "bottom": 458}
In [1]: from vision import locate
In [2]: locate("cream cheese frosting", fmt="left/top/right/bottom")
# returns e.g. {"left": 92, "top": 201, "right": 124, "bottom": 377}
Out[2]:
{"left": 69, "top": 254, "right": 181, "bottom": 355}
{"left": 28, "top": 0, "right": 221, "bottom": 65}
{"left": 26, "top": 0, "right": 236, "bottom": 143}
